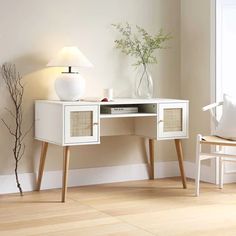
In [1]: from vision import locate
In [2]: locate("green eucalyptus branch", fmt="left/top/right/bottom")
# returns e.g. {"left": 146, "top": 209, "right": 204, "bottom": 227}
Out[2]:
{"left": 112, "top": 22, "right": 171, "bottom": 66}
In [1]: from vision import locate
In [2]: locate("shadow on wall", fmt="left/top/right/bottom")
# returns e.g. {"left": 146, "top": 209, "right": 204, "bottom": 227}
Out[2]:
{"left": 11, "top": 53, "right": 46, "bottom": 76}
{"left": 0, "top": 53, "right": 60, "bottom": 175}
{"left": 0, "top": 55, "right": 148, "bottom": 176}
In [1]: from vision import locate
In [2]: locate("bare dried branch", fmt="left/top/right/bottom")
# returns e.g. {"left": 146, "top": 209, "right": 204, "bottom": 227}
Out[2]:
{"left": 0, "top": 63, "right": 30, "bottom": 196}
{"left": 4, "top": 107, "right": 16, "bottom": 119}
{"left": 1, "top": 118, "right": 15, "bottom": 136}
{"left": 21, "top": 122, "right": 33, "bottom": 142}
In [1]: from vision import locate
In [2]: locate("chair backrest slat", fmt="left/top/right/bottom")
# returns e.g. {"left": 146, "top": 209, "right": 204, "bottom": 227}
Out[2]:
{"left": 202, "top": 101, "right": 223, "bottom": 127}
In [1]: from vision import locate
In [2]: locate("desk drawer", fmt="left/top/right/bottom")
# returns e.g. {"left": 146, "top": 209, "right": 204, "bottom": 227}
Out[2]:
{"left": 64, "top": 105, "right": 100, "bottom": 145}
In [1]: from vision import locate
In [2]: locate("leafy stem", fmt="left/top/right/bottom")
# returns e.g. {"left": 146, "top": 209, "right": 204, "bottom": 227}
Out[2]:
{"left": 112, "top": 22, "right": 171, "bottom": 66}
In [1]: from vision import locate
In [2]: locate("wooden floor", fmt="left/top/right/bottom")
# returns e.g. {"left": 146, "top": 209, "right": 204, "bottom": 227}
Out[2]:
{"left": 1, "top": 178, "right": 236, "bottom": 236}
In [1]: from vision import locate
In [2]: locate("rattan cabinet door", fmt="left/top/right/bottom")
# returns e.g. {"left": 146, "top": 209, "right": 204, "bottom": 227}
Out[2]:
{"left": 64, "top": 105, "right": 99, "bottom": 145}
{"left": 157, "top": 103, "right": 188, "bottom": 140}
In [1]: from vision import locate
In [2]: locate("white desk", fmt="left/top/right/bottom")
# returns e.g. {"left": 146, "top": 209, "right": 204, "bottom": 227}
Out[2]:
{"left": 35, "top": 98, "right": 189, "bottom": 202}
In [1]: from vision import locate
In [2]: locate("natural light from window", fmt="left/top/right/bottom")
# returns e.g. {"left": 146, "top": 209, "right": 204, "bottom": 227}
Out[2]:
{"left": 216, "top": 0, "right": 236, "bottom": 100}
{"left": 216, "top": 0, "right": 236, "bottom": 177}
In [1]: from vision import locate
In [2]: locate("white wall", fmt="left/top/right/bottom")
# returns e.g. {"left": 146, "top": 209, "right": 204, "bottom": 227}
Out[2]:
{"left": 180, "top": 0, "right": 212, "bottom": 162}
{"left": 0, "top": 0, "right": 181, "bottom": 175}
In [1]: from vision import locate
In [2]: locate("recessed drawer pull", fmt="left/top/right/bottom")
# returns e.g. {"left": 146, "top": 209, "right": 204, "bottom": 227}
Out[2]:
{"left": 93, "top": 122, "right": 99, "bottom": 126}
{"left": 159, "top": 120, "right": 164, "bottom": 123}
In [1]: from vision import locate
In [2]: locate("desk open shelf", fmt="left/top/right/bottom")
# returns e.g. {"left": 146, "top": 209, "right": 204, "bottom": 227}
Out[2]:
{"left": 100, "top": 113, "right": 157, "bottom": 119}
{"left": 100, "top": 102, "right": 157, "bottom": 119}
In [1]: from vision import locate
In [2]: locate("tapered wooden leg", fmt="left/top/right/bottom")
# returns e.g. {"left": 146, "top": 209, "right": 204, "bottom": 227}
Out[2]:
{"left": 62, "top": 146, "right": 70, "bottom": 203}
{"left": 36, "top": 142, "right": 48, "bottom": 191}
{"left": 149, "top": 139, "right": 155, "bottom": 180}
{"left": 174, "top": 139, "right": 187, "bottom": 189}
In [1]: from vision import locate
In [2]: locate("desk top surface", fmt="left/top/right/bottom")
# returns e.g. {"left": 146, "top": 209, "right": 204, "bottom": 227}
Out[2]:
{"left": 36, "top": 98, "right": 189, "bottom": 105}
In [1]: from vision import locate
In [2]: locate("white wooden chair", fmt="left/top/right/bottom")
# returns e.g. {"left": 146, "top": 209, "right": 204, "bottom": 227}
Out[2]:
{"left": 195, "top": 101, "right": 236, "bottom": 196}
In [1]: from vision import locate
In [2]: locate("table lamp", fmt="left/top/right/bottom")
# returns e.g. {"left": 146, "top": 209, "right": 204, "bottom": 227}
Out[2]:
{"left": 47, "top": 46, "right": 93, "bottom": 101}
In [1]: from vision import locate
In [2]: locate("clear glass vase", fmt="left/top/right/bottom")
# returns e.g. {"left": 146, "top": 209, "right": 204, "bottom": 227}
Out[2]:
{"left": 135, "top": 64, "right": 153, "bottom": 98}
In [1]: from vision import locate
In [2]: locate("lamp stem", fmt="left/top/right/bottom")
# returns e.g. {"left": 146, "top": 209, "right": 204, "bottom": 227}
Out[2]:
{"left": 68, "top": 66, "right": 72, "bottom": 73}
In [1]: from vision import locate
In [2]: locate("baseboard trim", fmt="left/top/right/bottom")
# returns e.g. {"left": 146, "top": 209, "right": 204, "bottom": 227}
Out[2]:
{"left": 0, "top": 160, "right": 228, "bottom": 195}
{"left": 222, "top": 172, "right": 236, "bottom": 184}
{"left": 0, "top": 173, "right": 36, "bottom": 195}
{"left": 0, "top": 161, "right": 181, "bottom": 195}
{"left": 184, "top": 161, "right": 214, "bottom": 183}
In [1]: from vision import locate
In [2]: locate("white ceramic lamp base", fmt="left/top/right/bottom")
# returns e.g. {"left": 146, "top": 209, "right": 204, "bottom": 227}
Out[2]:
{"left": 55, "top": 73, "right": 85, "bottom": 101}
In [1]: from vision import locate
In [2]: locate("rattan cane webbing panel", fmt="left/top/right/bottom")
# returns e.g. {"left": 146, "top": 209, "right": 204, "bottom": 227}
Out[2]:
{"left": 70, "top": 111, "right": 93, "bottom": 137}
{"left": 164, "top": 108, "right": 182, "bottom": 132}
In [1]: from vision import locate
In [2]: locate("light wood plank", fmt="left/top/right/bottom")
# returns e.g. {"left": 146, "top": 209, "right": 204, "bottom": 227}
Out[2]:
{"left": 2, "top": 179, "right": 236, "bottom": 235}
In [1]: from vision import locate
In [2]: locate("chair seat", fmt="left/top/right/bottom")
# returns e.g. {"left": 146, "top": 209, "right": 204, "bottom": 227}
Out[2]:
{"left": 201, "top": 135, "right": 236, "bottom": 146}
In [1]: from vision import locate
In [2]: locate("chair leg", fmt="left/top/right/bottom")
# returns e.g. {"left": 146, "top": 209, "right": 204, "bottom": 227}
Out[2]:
{"left": 195, "top": 134, "right": 202, "bottom": 196}
{"left": 219, "top": 157, "right": 224, "bottom": 189}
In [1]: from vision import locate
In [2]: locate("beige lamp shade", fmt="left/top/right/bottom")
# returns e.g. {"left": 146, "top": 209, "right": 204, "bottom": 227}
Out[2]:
{"left": 47, "top": 46, "right": 92, "bottom": 101}
{"left": 47, "top": 46, "right": 93, "bottom": 68}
